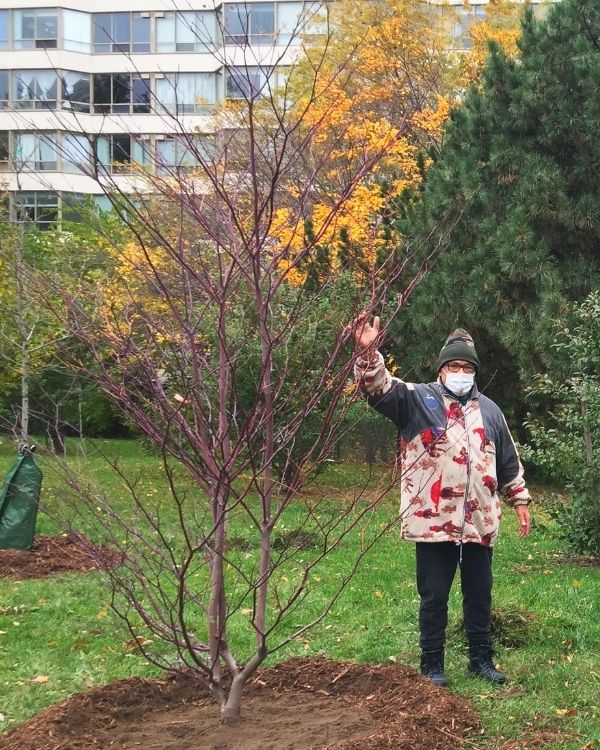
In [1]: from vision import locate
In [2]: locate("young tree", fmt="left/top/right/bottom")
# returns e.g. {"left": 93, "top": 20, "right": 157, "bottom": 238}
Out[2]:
{"left": 30, "top": 13, "right": 468, "bottom": 719}
{"left": 0, "top": 210, "right": 65, "bottom": 441}
{"left": 0, "top": 212, "right": 122, "bottom": 447}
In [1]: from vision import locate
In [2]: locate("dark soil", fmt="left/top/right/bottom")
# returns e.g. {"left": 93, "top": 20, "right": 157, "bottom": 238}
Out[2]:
{"left": 555, "top": 554, "right": 600, "bottom": 568}
{"left": 0, "top": 534, "right": 121, "bottom": 579}
{"left": 0, "top": 657, "right": 480, "bottom": 750}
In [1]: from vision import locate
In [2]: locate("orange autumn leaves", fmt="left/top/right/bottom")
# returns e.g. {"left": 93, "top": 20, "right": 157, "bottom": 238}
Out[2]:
{"left": 274, "top": 0, "right": 525, "bottom": 286}
{"left": 457, "top": 0, "right": 525, "bottom": 90}
{"left": 96, "top": 240, "right": 186, "bottom": 347}
{"left": 274, "top": 0, "right": 451, "bottom": 283}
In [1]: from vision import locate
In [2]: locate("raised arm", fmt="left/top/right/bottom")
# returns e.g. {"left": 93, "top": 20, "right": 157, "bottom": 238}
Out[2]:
{"left": 350, "top": 314, "right": 410, "bottom": 428}
{"left": 351, "top": 313, "right": 391, "bottom": 396}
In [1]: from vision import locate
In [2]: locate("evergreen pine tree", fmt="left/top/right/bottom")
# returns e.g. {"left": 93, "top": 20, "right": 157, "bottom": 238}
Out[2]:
{"left": 395, "top": 0, "right": 600, "bottom": 420}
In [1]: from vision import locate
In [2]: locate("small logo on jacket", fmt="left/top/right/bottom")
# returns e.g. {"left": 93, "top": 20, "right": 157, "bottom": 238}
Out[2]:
{"left": 424, "top": 393, "right": 439, "bottom": 409}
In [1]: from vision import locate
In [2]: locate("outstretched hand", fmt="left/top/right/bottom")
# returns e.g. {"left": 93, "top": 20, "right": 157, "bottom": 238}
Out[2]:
{"left": 349, "top": 313, "right": 381, "bottom": 356}
{"left": 516, "top": 504, "right": 531, "bottom": 537}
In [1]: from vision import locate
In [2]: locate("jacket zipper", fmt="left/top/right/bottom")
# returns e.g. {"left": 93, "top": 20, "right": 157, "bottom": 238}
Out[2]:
{"left": 458, "top": 403, "right": 472, "bottom": 564}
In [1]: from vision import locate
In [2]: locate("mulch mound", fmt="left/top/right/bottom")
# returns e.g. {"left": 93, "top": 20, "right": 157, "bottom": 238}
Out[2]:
{"left": 0, "top": 657, "right": 480, "bottom": 750}
{"left": 0, "top": 534, "right": 121, "bottom": 579}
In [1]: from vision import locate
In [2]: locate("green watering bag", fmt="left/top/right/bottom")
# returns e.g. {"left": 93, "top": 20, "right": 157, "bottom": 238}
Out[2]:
{"left": 0, "top": 445, "right": 43, "bottom": 551}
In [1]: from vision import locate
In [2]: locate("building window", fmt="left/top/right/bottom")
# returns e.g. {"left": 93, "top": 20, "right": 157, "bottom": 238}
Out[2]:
{"left": 62, "top": 133, "right": 92, "bottom": 174}
{"left": 131, "top": 13, "right": 151, "bottom": 53}
{"left": 156, "top": 137, "right": 200, "bottom": 174}
{"left": 15, "top": 133, "right": 58, "bottom": 171}
{"left": 63, "top": 10, "right": 91, "bottom": 53}
{"left": 14, "top": 70, "right": 58, "bottom": 110}
{"left": 0, "top": 10, "right": 8, "bottom": 50}
{"left": 452, "top": 4, "right": 486, "bottom": 50}
{"left": 95, "top": 134, "right": 150, "bottom": 173}
{"left": 94, "top": 195, "right": 113, "bottom": 212}
{"left": 224, "top": 3, "right": 275, "bottom": 45}
{"left": 132, "top": 76, "right": 151, "bottom": 112}
{"left": 156, "top": 11, "right": 216, "bottom": 52}
{"left": 156, "top": 73, "right": 217, "bottom": 115}
{"left": 93, "top": 12, "right": 150, "bottom": 53}
{"left": 62, "top": 194, "right": 87, "bottom": 223}
{"left": 93, "top": 74, "right": 151, "bottom": 114}
{"left": 13, "top": 9, "right": 58, "bottom": 49}
{"left": 14, "top": 192, "right": 59, "bottom": 229}
{"left": 225, "top": 66, "right": 271, "bottom": 99}
{"left": 0, "top": 131, "right": 8, "bottom": 171}
{"left": 277, "top": 2, "right": 305, "bottom": 44}
{"left": 0, "top": 71, "right": 8, "bottom": 110}
{"left": 60, "top": 71, "right": 90, "bottom": 113}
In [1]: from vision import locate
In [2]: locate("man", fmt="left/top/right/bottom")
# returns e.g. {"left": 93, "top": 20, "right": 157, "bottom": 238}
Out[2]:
{"left": 353, "top": 317, "right": 531, "bottom": 686}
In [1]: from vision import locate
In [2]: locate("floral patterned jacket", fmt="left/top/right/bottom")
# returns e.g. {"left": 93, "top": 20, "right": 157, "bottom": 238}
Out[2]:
{"left": 355, "top": 352, "right": 531, "bottom": 547}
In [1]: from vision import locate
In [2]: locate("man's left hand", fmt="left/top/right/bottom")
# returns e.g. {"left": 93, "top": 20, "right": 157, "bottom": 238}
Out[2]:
{"left": 516, "top": 504, "right": 531, "bottom": 537}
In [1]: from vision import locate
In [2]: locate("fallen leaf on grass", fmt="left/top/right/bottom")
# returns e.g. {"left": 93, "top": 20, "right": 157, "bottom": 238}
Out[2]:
{"left": 555, "top": 708, "right": 578, "bottom": 717}
{"left": 124, "top": 636, "right": 153, "bottom": 653}
{"left": 70, "top": 638, "right": 88, "bottom": 652}
{"left": 31, "top": 676, "right": 49, "bottom": 684}
{"left": 0, "top": 713, "right": 5, "bottom": 722}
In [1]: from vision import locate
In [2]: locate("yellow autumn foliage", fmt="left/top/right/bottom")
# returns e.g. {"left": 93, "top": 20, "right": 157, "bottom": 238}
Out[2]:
{"left": 273, "top": 0, "right": 528, "bottom": 286}
{"left": 456, "top": 0, "right": 526, "bottom": 89}
{"left": 98, "top": 241, "right": 184, "bottom": 346}
{"left": 272, "top": 0, "right": 457, "bottom": 284}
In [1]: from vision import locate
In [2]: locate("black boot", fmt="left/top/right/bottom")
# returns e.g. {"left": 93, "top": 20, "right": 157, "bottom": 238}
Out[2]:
{"left": 468, "top": 643, "right": 506, "bottom": 684}
{"left": 420, "top": 649, "right": 448, "bottom": 687}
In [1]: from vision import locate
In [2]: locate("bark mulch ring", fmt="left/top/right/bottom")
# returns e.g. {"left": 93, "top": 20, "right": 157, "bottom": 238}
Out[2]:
{"left": 0, "top": 657, "right": 481, "bottom": 750}
{"left": 0, "top": 534, "right": 121, "bottom": 579}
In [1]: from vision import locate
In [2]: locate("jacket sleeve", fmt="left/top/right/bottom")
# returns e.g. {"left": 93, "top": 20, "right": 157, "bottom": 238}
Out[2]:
{"left": 496, "top": 416, "right": 531, "bottom": 507}
{"left": 354, "top": 351, "right": 412, "bottom": 429}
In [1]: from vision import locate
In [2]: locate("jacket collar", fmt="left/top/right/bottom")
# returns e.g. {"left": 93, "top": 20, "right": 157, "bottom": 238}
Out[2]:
{"left": 438, "top": 381, "right": 480, "bottom": 404}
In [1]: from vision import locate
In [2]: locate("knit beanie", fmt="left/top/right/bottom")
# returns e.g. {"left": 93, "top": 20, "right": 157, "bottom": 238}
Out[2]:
{"left": 435, "top": 329, "right": 479, "bottom": 373}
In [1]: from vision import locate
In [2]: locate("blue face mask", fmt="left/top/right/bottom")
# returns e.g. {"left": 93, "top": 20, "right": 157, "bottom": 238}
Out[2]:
{"left": 444, "top": 372, "right": 474, "bottom": 397}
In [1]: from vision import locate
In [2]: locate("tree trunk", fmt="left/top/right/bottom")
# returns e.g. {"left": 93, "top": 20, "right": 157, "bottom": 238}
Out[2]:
{"left": 581, "top": 399, "right": 593, "bottom": 467}
{"left": 15, "top": 230, "right": 30, "bottom": 443}
{"left": 362, "top": 422, "right": 376, "bottom": 465}
{"left": 581, "top": 399, "right": 598, "bottom": 557}
{"left": 220, "top": 674, "right": 246, "bottom": 722}
{"left": 48, "top": 424, "right": 65, "bottom": 455}
{"left": 20, "top": 347, "right": 29, "bottom": 443}
{"left": 377, "top": 420, "right": 389, "bottom": 463}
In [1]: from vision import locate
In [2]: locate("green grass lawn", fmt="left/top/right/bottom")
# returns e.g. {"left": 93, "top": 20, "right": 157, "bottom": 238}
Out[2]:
{"left": 0, "top": 437, "right": 599, "bottom": 749}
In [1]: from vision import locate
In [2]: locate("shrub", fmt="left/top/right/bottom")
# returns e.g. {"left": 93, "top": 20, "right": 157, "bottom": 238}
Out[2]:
{"left": 522, "top": 292, "right": 600, "bottom": 557}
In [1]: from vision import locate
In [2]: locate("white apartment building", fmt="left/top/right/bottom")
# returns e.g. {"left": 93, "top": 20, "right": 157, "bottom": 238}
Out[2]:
{"left": 0, "top": 0, "right": 553, "bottom": 227}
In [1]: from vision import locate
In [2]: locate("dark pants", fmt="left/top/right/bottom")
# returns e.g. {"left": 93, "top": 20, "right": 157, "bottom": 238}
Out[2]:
{"left": 416, "top": 541, "right": 493, "bottom": 652}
